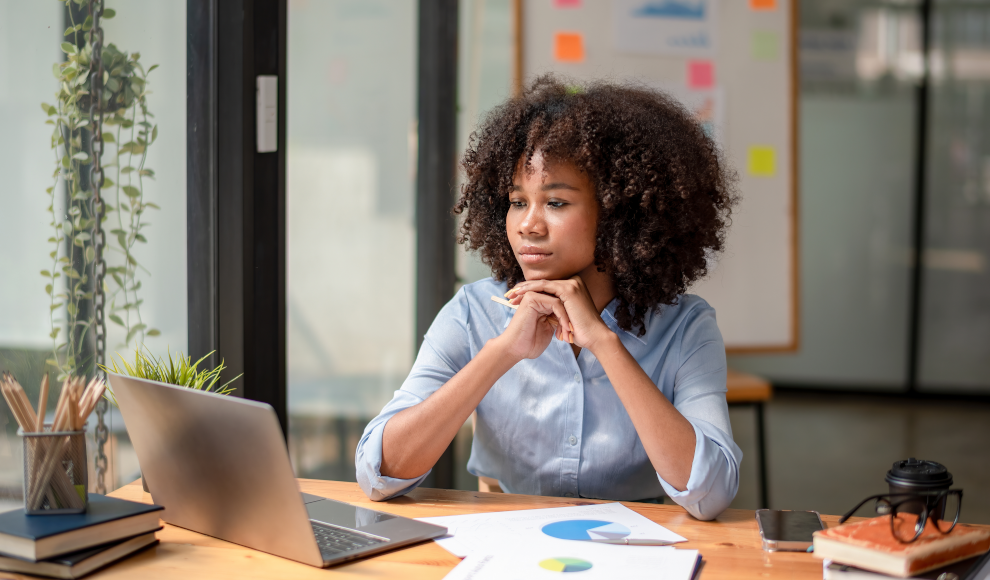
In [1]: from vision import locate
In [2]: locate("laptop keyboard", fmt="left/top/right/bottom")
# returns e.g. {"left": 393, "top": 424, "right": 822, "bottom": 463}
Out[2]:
{"left": 311, "top": 521, "right": 387, "bottom": 560}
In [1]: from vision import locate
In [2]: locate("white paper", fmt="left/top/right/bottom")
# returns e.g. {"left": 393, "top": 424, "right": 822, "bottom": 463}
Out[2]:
{"left": 443, "top": 543, "right": 700, "bottom": 580}
{"left": 417, "top": 502, "right": 686, "bottom": 558}
{"left": 612, "top": 0, "right": 718, "bottom": 56}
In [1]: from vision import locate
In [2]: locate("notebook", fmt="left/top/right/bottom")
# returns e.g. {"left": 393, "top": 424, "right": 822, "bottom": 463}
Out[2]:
{"left": 0, "top": 531, "right": 159, "bottom": 579}
{"left": 814, "top": 515, "right": 990, "bottom": 577}
{"left": 0, "top": 494, "right": 163, "bottom": 561}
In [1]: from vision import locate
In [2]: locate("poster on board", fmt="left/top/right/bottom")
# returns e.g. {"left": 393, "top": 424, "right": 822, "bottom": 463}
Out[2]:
{"left": 612, "top": 0, "right": 718, "bottom": 56}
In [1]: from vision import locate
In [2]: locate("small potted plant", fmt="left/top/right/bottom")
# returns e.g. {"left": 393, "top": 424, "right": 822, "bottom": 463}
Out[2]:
{"left": 100, "top": 348, "right": 241, "bottom": 490}
{"left": 102, "top": 348, "right": 240, "bottom": 396}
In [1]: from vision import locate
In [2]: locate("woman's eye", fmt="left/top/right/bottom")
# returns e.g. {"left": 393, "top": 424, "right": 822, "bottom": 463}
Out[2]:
{"left": 548, "top": 201, "right": 566, "bottom": 208}
{"left": 510, "top": 201, "right": 526, "bottom": 208}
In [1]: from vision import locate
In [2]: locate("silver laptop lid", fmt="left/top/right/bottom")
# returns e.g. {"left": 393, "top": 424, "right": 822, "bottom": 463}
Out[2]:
{"left": 108, "top": 372, "right": 324, "bottom": 567}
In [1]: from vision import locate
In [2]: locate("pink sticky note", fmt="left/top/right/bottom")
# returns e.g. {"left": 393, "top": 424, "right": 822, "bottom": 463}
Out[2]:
{"left": 687, "top": 60, "right": 714, "bottom": 89}
{"left": 554, "top": 0, "right": 582, "bottom": 7}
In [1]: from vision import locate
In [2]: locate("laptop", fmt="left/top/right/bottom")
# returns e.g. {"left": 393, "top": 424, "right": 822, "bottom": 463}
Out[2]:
{"left": 107, "top": 372, "right": 447, "bottom": 568}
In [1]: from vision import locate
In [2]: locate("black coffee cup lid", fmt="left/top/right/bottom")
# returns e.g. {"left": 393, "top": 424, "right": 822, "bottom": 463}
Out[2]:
{"left": 886, "top": 458, "right": 953, "bottom": 486}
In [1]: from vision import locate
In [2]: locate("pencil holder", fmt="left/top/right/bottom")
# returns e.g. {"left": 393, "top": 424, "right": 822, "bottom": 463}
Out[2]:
{"left": 20, "top": 425, "right": 88, "bottom": 514}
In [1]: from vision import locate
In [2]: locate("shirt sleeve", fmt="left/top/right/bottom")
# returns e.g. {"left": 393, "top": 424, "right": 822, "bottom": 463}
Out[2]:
{"left": 655, "top": 305, "right": 743, "bottom": 521}
{"left": 355, "top": 288, "right": 475, "bottom": 501}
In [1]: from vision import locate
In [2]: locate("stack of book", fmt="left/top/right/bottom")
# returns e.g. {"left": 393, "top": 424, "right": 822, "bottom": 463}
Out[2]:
{"left": 0, "top": 494, "right": 163, "bottom": 579}
{"left": 814, "top": 515, "right": 990, "bottom": 579}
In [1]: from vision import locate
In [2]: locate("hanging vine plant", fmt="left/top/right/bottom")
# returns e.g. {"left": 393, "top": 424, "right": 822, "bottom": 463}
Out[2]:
{"left": 42, "top": 4, "right": 160, "bottom": 381}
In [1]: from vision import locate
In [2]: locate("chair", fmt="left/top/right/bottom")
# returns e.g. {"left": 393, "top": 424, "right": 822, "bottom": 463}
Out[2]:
{"left": 476, "top": 370, "right": 773, "bottom": 507}
{"left": 473, "top": 412, "right": 505, "bottom": 493}
{"left": 478, "top": 475, "right": 503, "bottom": 493}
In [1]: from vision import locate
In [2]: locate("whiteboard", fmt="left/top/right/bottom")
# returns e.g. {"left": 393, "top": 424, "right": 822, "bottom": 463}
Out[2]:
{"left": 516, "top": 0, "right": 797, "bottom": 351}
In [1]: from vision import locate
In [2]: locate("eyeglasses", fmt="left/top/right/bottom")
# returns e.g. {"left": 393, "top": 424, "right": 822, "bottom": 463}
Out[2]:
{"left": 839, "top": 489, "right": 963, "bottom": 543}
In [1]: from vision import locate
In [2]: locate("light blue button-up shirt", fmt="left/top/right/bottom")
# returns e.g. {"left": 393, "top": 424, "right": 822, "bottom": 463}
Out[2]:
{"left": 355, "top": 278, "right": 742, "bottom": 520}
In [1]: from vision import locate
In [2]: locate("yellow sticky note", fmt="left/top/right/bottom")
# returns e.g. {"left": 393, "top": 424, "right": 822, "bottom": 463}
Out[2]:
{"left": 748, "top": 146, "right": 776, "bottom": 177}
{"left": 554, "top": 32, "right": 585, "bottom": 63}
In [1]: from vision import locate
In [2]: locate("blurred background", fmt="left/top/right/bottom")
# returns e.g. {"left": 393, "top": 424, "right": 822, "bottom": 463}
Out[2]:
{"left": 0, "top": 0, "right": 987, "bottom": 524}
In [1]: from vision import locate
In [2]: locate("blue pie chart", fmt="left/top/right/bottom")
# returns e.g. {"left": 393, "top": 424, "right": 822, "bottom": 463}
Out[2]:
{"left": 541, "top": 520, "right": 632, "bottom": 541}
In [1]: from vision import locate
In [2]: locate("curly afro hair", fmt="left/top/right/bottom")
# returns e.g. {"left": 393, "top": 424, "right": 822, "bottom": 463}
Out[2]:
{"left": 454, "top": 75, "right": 738, "bottom": 336}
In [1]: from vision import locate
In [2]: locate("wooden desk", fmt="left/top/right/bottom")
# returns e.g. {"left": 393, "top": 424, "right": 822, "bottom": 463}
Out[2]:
{"left": 0, "top": 479, "right": 843, "bottom": 580}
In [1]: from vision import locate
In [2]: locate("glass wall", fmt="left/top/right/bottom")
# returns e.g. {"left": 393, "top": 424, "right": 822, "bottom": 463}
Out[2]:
{"left": 731, "top": 0, "right": 990, "bottom": 393}
{"left": 0, "top": 2, "right": 64, "bottom": 510}
{"left": 99, "top": 0, "right": 189, "bottom": 490}
{"left": 917, "top": 0, "right": 990, "bottom": 391}
{"left": 729, "top": 0, "right": 922, "bottom": 389}
{"left": 456, "top": 0, "right": 514, "bottom": 288}
{"left": 0, "top": 0, "right": 187, "bottom": 505}
{"left": 286, "top": 0, "right": 418, "bottom": 481}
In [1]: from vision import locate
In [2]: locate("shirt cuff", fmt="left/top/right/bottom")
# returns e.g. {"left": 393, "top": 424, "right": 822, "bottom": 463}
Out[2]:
{"left": 655, "top": 422, "right": 737, "bottom": 520}
{"left": 355, "top": 418, "right": 430, "bottom": 501}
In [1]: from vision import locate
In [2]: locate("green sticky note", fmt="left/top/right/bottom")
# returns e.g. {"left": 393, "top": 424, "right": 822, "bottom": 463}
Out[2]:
{"left": 75, "top": 484, "right": 86, "bottom": 501}
{"left": 748, "top": 146, "right": 776, "bottom": 177}
{"left": 752, "top": 31, "right": 779, "bottom": 61}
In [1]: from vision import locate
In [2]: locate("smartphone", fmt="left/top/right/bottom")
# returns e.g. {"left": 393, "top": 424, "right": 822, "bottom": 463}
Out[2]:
{"left": 755, "top": 509, "right": 825, "bottom": 552}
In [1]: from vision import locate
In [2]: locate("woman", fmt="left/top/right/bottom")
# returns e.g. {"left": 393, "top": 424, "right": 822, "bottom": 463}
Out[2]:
{"left": 356, "top": 75, "right": 741, "bottom": 520}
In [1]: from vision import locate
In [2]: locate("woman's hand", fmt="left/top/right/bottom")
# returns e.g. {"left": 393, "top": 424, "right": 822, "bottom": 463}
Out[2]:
{"left": 506, "top": 275, "right": 615, "bottom": 353}
{"left": 495, "top": 290, "right": 573, "bottom": 361}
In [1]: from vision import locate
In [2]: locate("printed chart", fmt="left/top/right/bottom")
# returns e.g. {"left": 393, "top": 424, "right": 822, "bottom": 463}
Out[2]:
{"left": 538, "top": 557, "right": 594, "bottom": 573}
{"left": 417, "top": 502, "right": 686, "bottom": 558}
{"left": 444, "top": 547, "right": 700, "bottom": 580}
{"left": 541, "top": 520, "right": 631, "bottom": 541}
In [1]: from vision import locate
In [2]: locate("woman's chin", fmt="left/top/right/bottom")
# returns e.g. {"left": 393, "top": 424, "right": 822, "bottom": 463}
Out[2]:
{"left": 521, "top": 267, "right": 569, "bottom": 281}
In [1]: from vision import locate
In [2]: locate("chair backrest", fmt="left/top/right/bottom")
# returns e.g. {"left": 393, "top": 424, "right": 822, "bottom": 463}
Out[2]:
{"left": 471, "top": 411, "right": 504, "bottom": 493}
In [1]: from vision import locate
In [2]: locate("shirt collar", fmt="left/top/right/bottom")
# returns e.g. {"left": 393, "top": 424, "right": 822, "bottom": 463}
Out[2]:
{"left": 602, "top": 299, "right": 652, "bottom": 345}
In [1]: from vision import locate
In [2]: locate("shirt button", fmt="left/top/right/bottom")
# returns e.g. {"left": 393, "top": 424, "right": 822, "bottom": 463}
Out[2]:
{"left": 568, "top": 435, "right": 577, "bottom": 446}
{"left": 564, "top": 492, "right": 574, "bottom": 497}
{"left": 573, "top": 374, "right": 580, "bottom": 382}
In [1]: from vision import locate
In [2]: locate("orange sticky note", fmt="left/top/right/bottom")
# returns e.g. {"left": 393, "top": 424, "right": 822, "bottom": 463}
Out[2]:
{"left": 687, "top": 60, "right": 714, "bottom": 89}
{"left": 750, "top": 0, "right": 777, "bottom": 10}
{"left": 554, "top": 32, "right": 584, "bottom": 63}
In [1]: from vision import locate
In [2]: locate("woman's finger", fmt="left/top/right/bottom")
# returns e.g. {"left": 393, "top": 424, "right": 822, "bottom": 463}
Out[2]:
{"left": 522, "top": 292, "right": 570, "bottom": 342}
{"left": 506, "top": 279, "right": 569, "bottom": 299}
{"left": 537, "top": 294, "right": 572, "bottom": 344}
{"left": 508, "top": 279, "right": 587, "bottom": 311}
{"left": 556, "top": 303, "right": 573, "bottom": 343}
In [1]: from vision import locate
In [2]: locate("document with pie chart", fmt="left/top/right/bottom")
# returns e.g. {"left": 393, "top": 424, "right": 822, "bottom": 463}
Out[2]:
{"left": 441, "top": 542, "right": 701, "bottom": 580}
{"left": 542, "top": 519, "right": 633, "bottom": 541}
{"left": 417, "top": 502, "right": 686, "bottom": 559}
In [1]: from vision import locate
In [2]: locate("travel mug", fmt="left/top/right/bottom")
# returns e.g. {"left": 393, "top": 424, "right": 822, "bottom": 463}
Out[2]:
{"left": 885, "top": 458, "right": 953, "bottom": 520}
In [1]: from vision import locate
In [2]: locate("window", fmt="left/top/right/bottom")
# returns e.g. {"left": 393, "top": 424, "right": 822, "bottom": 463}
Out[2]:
{"left": 286, "top": 0, "right": 418, "bottom": 480}
{"left": 0, "top": 1, "right": 188, "bottom": 501}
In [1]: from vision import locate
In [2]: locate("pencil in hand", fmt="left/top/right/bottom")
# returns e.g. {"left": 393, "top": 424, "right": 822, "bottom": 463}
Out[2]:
{"left": 490, "top": 295, "right": 518, "bottom": 310}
